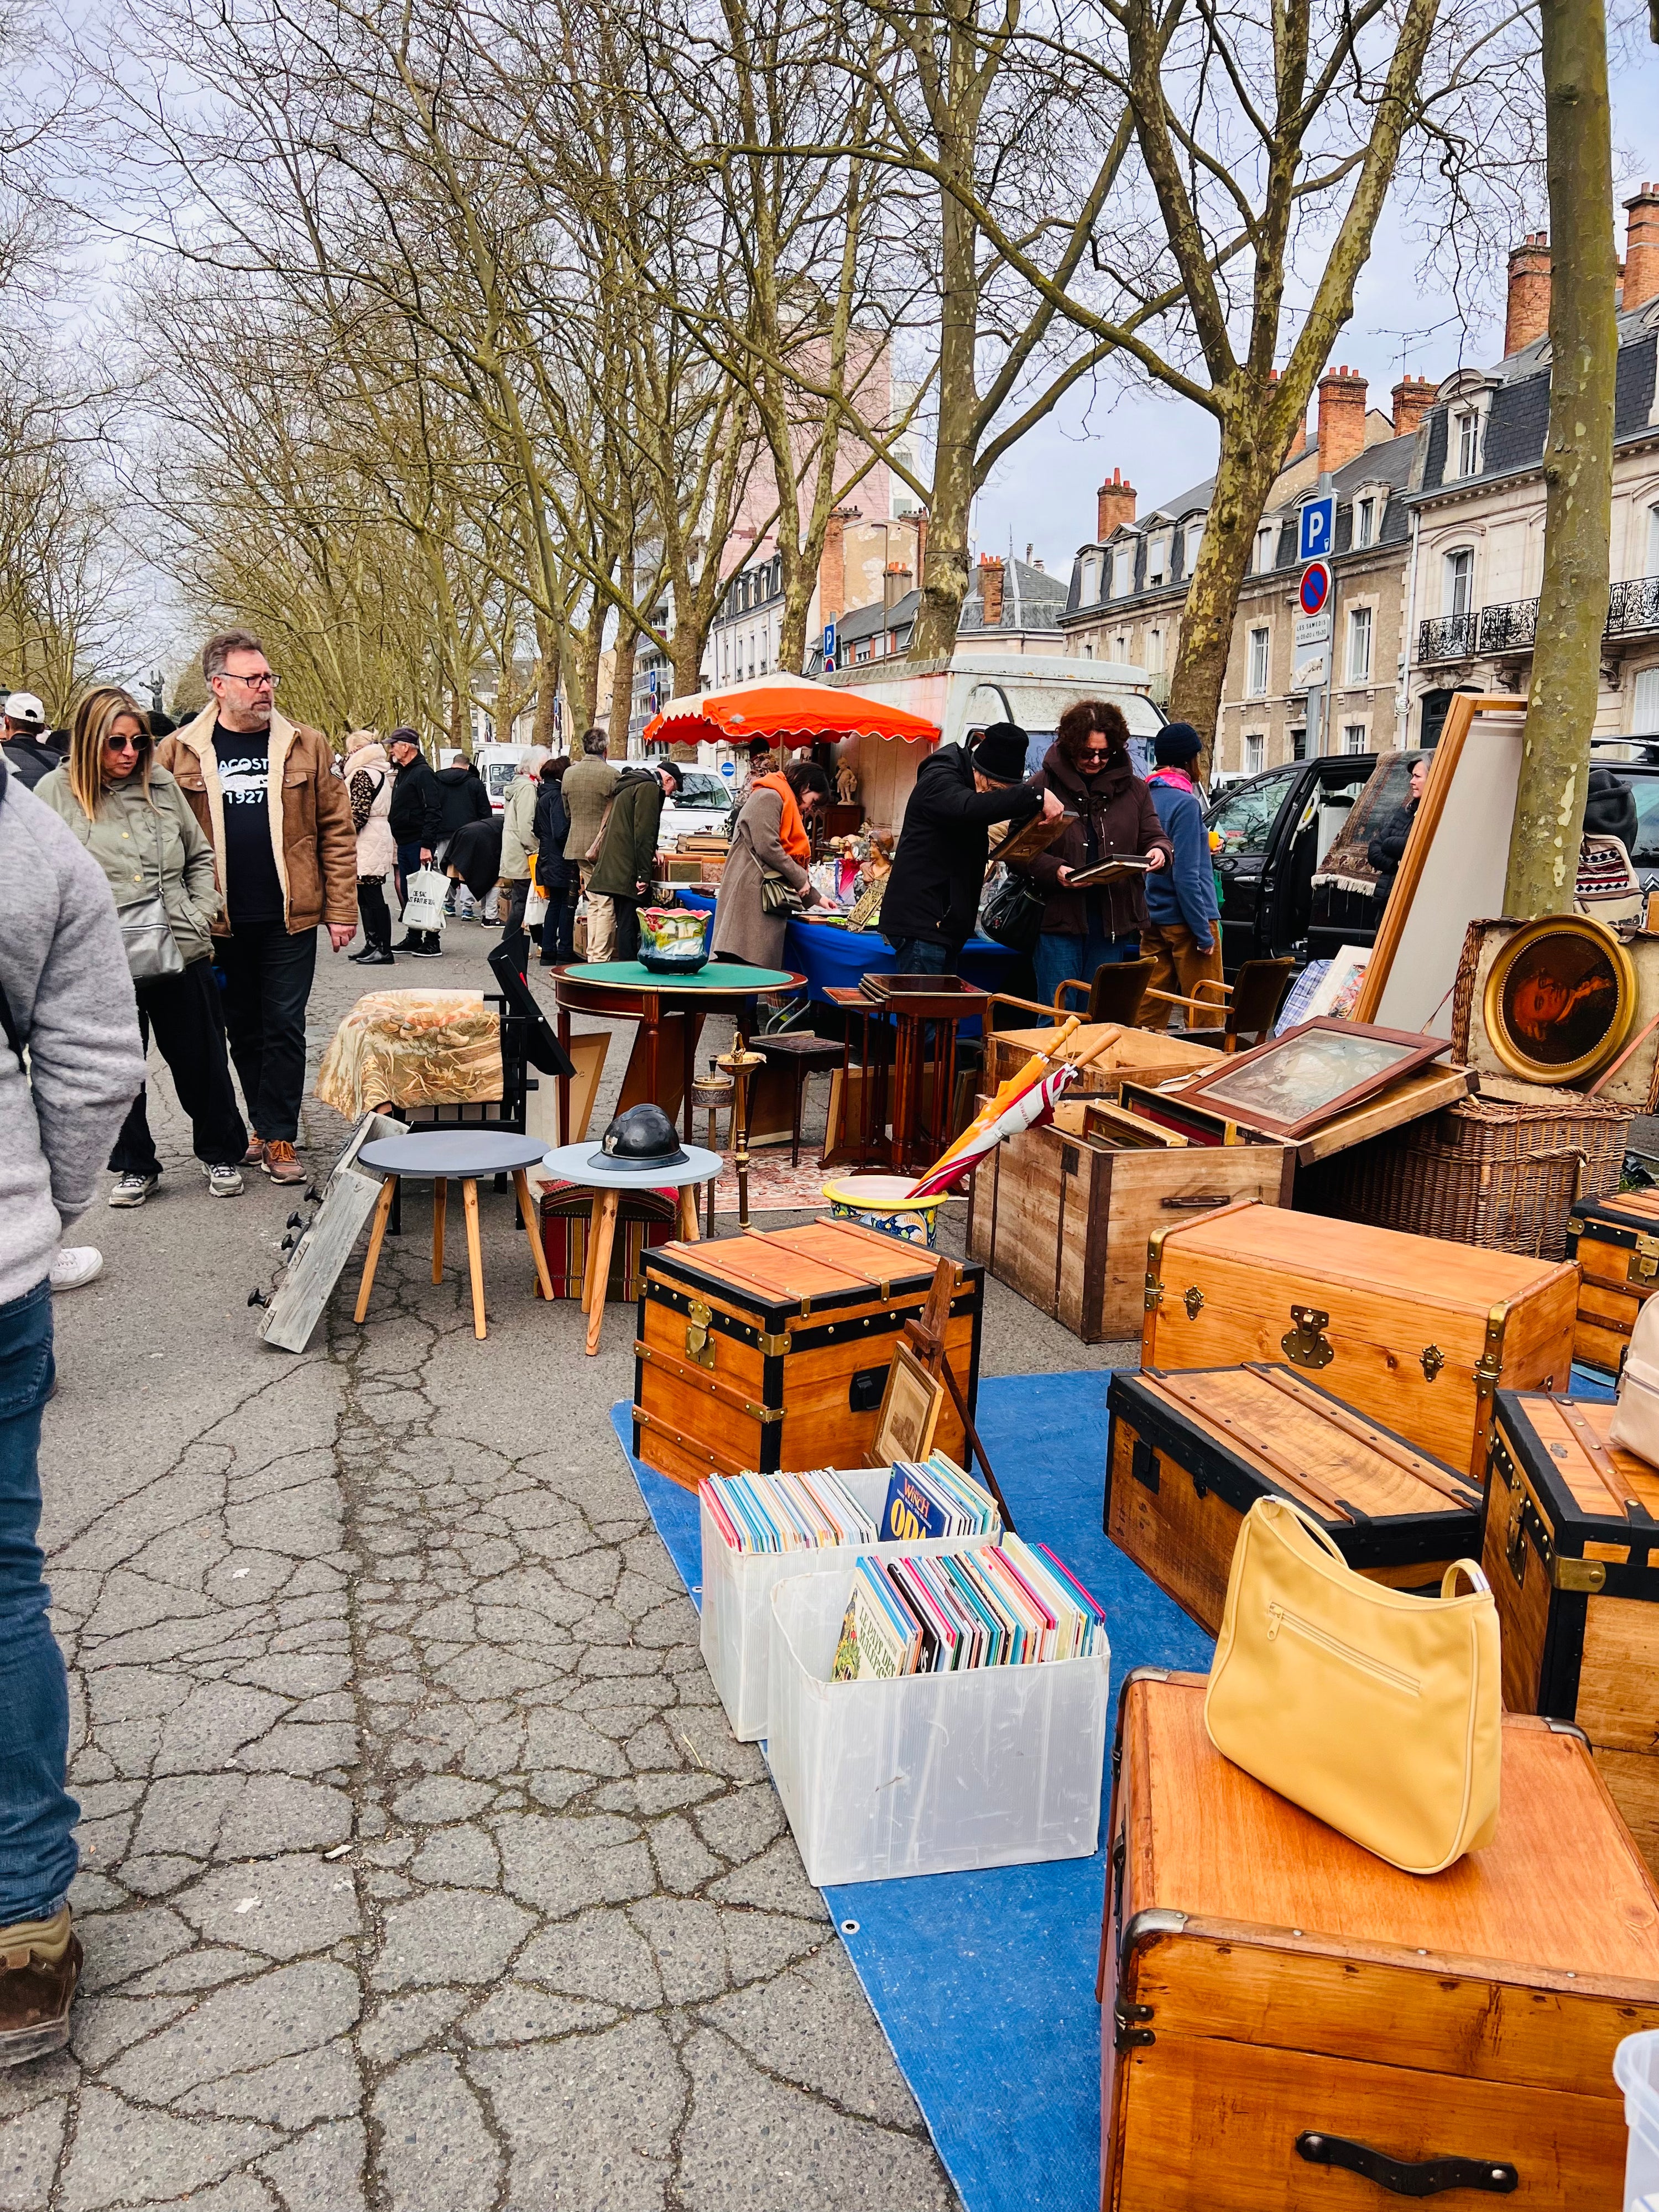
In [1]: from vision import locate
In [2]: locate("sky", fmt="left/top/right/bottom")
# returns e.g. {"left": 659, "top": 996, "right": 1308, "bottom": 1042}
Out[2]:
{"left": 974, "top": 32, "right": 1659, "bottom": 574}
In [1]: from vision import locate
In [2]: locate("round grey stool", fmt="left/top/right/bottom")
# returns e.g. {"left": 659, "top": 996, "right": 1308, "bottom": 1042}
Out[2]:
{"left": 355, "top": 1131, "right": 554, "bottom": 1339}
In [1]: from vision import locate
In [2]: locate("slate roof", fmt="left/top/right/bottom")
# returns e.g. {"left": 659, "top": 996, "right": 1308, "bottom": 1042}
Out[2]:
{"left": 1416, "top": 304, "right": 1659, "bottom": 499}
{"left": 960, "top": 556, "right": 1067, "bottom": 633}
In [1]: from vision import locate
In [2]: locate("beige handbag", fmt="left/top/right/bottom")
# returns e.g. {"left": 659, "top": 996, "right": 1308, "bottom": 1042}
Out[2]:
{"left": 1610, "top": 1294, "right": 1659, "bottom": 1464}
{"left": 1204, "top": 1495, "right": 1500, "bottom": 1875}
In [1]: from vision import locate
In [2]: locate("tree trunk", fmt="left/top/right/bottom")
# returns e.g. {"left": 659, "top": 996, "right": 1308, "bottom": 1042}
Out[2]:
{"left": 1503, "top": 0, "right": 1618, "bottom": 916}
{"left": 447, "top": 687, "right": 470, "bottom": 756}
{"left": 1165, "top": 414, "right": 1284, "bottom": 770}
{"left": 907, "top": 58, "right": 980, "bottom": 663}
{"left": 608, "top": 627, "right": 638, "bottom": 753}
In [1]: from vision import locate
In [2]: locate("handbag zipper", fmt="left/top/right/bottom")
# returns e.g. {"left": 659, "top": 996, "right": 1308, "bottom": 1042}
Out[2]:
{"left": 1265, "top": 1604, "right": 1421, "bottom": 1697}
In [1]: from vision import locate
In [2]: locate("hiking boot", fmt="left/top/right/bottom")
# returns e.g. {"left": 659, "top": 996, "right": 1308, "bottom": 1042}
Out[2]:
{"left": 108, "top": 1172, "right": 159, "bottom": 1208}
{"left": 203, "top": 1163, "right": 244, "bottom": 1198}
{"left": 261, "top": 1141, "right": 306, "bottom": 1186}
{"left": 242, "top": 1138, "right": 267, "bottom": 1168}
{"left": 0, "top": 1907, "right": 80, "bottom": 2068}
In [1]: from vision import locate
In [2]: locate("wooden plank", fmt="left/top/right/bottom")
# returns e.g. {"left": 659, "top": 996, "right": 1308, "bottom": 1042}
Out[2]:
{"left": 1593, "top": 1747, "right": 1659, "bottom": 1883}
{"left": 1238, "top": 1366, "right": 1481, "bottom": 1509}
{"left": 1286, "top": 1063, "right": 1474, "bottom": 1165}
{"left": 1108, "top": 1418, "right": 1243, "bottom": 1634}
{"left": 1481, "top": 1470, "right": 1551, "bottom": 1714}
{"left": 1579, "top": 1597, "right": 1659, "bottom": 1755}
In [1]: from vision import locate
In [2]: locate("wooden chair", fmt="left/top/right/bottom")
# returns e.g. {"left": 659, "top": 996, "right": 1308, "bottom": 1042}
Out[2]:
{"left": 1053, "top": 957, "right": 1155, "bottom": 1028}
{"left": 1143, "top": 956, "right": 1296, "bottom": 1055}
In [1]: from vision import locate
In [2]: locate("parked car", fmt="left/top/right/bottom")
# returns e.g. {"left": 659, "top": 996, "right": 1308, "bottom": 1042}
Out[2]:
{"left": 658, "top": 770, "right": 735, "bottom": 843}
{"left": 1204, "top": 752, "right": 1386, "bottom": 973}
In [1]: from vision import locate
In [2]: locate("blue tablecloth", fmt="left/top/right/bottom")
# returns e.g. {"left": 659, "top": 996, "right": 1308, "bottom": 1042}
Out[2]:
{"left": 673, "top": 887, "right": 1020, "bottom": 1005}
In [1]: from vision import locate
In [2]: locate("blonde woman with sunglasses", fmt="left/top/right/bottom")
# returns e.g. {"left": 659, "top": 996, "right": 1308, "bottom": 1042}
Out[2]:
{"left": 36, "top": 690, "right": 248, "bottom": 1203}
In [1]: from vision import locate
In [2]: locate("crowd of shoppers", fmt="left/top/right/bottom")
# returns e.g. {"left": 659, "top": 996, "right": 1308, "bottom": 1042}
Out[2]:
{"left": 587, "top": 758, "right": 682, "bottom": 962}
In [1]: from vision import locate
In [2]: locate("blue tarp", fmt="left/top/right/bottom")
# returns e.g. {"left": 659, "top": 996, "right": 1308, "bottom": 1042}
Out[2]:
{"left": 611, "top": 1372, "right": 1211, "bottom": 2212}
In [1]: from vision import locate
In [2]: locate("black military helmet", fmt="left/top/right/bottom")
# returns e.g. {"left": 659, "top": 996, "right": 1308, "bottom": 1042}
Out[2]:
{"left": 588, "top": 1102, "right": 689, "bottom": 1173}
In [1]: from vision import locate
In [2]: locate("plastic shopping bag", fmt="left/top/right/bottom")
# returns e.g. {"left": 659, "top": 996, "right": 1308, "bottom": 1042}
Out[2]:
{"left": 401, "top": 868, "right": 449, "bottom": 933}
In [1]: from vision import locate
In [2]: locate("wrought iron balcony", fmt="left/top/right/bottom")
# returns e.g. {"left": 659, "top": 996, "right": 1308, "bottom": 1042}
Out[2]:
{"left": 1418, "top": 613, "right": 1478, "bottom": 662}
{"left": 1608, "top": 575, "right": 1659, "bottom": 638}
{"left": 1477, "top": 597, "right": 1539, "bottom": 654}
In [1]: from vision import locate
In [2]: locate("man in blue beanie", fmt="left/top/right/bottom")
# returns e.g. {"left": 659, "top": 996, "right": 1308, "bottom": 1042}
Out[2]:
{"left": 1140, "top": 723, "right": 1223, "bottom": 1030}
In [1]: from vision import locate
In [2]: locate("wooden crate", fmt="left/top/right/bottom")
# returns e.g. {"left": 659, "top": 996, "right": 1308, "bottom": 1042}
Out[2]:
{"left": 632, "top": 1219, "right": 982, "bottom": 1490}
{"left": 1105, "top": 1365, "right": 1484, "bottom": 1636}
{"left": 1141, "top": 1199, "right": 1577, "bottom": 1480}
{"left": 968, "top": 1100, "right": 1291, "bottom": 1343}
{"left": 1486, "top": 1389, "right": 1659, "bottom": 1880}
{"left": 982, "top": 1021, "right": 1218, "bottom": 1100}
{"left": 1566, "top": 1187, "right": 1659, "bottom": 1375}
{"left": 1100, "top": 1672, "right": 1659, "bottom": 2211}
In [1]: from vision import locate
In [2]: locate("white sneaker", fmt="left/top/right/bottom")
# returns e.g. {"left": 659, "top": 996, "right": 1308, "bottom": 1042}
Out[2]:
{"left": 204, "top": 1163, "right": 244, "bottom": 1198}
{"left": 108, "top": 1173, "right": 159, "bottom": 1208}
{"left": 50, "top": 1247, "right": 103, "bottom": 1292}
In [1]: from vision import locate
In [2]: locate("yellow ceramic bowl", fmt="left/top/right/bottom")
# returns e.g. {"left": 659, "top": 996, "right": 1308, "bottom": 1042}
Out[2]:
{"left": 821, "top": 1174, "right": 943, "bottom": 1249}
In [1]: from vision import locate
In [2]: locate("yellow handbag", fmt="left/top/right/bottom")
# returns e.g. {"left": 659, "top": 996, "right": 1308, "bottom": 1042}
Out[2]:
{"left": 1204, "top": 1495, "right": 1501, "bottom": 1875}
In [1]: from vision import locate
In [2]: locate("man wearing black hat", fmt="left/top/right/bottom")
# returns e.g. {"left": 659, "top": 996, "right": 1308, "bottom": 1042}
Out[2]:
{"left": 880, "top": 723, "right": 1060, "bottom": 973}
{"left": 1140, "top": 722, "right": 1223, "bottom": 1030}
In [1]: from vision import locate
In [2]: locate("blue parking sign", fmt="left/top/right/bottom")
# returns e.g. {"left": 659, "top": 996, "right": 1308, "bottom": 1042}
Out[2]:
{"left": 1298, "top": 496, "right": 1335, "bottom": 564}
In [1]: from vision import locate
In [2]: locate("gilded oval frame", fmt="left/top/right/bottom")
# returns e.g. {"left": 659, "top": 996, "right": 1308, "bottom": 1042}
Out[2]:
{"left": 1481, "top": 914, "right": 1637, "bottom": 1086}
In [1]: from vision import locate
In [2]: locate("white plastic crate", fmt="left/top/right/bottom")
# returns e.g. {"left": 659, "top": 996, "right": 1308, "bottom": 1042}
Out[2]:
{"left": 698, "top": 1469, "right": 998, "bottom": 1742}
{"left": 1617, "top": 2031, "right": 1659, "bottom": 2210}
{"left": 765, "top": 1566, "right": 1111, "bottom": 1885}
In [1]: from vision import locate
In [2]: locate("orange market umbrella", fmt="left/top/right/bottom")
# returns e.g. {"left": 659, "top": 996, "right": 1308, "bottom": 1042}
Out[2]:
{"left": 640, "top": 670, "right": 938, "bottom": 750}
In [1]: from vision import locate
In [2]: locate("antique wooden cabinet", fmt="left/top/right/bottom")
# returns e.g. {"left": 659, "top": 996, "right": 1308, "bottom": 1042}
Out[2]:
{"left": 1100, "top": 1672, "right": 1659, "bottom": 2210}
{"left": 1565, "top": 1187, "right": 1659, "bottom": 1375}
{"left": 1140, "top": 1200, "right": 1578, "bottom": 1479}
{"left": 967, "top": 1102, "right": 1291, "bottom": 1344}
{"left": 632, "top": 1220, "right": 982, "bottom": 1490}
{"left": 1485, "top": 1387, "right": 1659, "bottom": 1878}
{"left": 1105, "top": 1366, "right": 1484, "bottom": 1637}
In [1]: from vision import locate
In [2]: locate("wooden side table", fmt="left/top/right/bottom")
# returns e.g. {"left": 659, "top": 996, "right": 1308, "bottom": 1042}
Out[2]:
{"left": 754, "top": 1032, "right": 845, "bottom": 1165}
{"left": 354, "top": 1131, "right": 554, "bottom": 1340}
{"left": 539, "top": 1142, "right": 723, "bottom": 1355}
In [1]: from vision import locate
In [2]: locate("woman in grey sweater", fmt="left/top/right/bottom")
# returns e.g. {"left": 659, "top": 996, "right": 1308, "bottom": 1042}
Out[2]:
{"left": 37, "top": 689, "right": 247, "bottom": 1203}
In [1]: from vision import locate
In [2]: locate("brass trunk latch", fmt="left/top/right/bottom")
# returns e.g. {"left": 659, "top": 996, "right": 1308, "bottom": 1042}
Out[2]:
{"left": 1183, "top": 1286, "right": 1204, "bottom": 1320}
{"left": 685, "top": 1299, "right": 716, "bottom": 1370}
{"left": 1631, "top": 1234, "right": 1659, "bottom": 1284}
{"left": 1420, "top": 1344, "right": 1446, "bottom": 1383}
{"left": 1281, "top": 1306, "right": 1333, "bottom": 1370}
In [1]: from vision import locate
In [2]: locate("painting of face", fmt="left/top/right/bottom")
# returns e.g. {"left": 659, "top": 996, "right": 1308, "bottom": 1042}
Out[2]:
{"left": 1484, "top": 917, "right": 1636, "bottom": 1085}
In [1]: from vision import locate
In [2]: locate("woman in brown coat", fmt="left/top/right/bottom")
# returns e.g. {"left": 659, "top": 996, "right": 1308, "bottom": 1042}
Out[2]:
{"left": 711, "top": 760, "right": 831, "bottom": 968}
{"left": 1011, "top": 700, "right": 1171, "bottom": 1009}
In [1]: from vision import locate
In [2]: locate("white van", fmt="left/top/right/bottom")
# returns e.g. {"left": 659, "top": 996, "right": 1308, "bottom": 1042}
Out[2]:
{"left": 820, "top": 650, "right": 1163, "bottom": 834}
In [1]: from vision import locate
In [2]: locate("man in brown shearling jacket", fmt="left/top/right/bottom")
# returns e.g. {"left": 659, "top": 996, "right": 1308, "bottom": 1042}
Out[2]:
{"left": 155, "top": 629, "right": 356, "bottom": 1185}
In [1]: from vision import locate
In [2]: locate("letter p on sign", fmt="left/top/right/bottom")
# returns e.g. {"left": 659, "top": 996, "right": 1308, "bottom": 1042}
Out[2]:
{"left": 1298, "top": 497, "right": 1335, "bottom": 564}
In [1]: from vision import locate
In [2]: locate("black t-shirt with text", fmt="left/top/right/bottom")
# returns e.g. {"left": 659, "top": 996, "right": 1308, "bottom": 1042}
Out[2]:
{"left": 212, "top": 723, "right": 285, "bottom": 928}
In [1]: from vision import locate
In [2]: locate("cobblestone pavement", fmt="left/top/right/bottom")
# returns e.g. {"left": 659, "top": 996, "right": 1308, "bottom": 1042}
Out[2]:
{"left": 13, "top": 921, "right": 1123, "bottom": 2211}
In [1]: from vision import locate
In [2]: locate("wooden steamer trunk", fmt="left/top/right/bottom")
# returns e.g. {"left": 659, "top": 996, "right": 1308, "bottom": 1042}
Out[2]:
{"left": 1566, "top": 1187, "right": 1659, "bottom": 1375}
{"left": 1100, "top": 1672, "right": 1659, "bottom": 2210}
{"left": 1141, "top": 1200, "right": 1577, "bottom": 1480}
{"left": 968, "top": 1102, "right": 1291, "bottom": 1343}
{"left": 1485, "top": 1388, "right": 1659, "bottom": 1879}
{"left": 632, "top": 1220, "right": 982, "bottom": 1490}
{"left": 1105, "top": 1365, "right": 1484, "bottom": 1636}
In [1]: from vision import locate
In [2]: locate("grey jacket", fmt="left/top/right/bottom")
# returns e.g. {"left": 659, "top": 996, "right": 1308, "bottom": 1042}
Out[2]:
{"left": 0, "top": 767, "right": 147, "bottom": 1307}
{"left": 710, "top": 787, "right": 810, "bottom": 969}
{"left": 500, "top": 774, "right": 539, "bottom": 881}
{"left": 35, "top": 763, "right": 223, "bottom": 967}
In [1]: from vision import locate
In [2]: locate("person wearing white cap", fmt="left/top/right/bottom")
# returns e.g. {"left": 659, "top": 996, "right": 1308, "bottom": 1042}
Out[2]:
{"left": 2, "top": 696, "right": 66, "bottom": 792}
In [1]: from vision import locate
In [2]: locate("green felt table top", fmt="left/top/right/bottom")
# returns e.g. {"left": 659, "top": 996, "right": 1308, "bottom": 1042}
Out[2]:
{"left": 559, "top": 961, "right": 799, "bottom": 993}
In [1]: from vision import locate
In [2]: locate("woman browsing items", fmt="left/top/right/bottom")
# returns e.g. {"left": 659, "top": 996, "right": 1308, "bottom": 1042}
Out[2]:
{"left": 36, "top": 689, "right": 248, "bottom": 1203}
{"left": 343, "top": 733, "right": 396, "bottom": 966}
{"left": 711, "top": 760, "right": 832, "bottom": 968}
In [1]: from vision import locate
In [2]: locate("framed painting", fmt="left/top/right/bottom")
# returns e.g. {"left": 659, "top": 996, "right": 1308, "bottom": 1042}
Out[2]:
{"left": 1169, "top": 1020, "right": 1451, "bottom": 1140}
{"left": 1481, "top": 914, "right": 1637, "bottom": 1085}
{"left": 872, "top": 1340, "right": 946, "bottom": 1466}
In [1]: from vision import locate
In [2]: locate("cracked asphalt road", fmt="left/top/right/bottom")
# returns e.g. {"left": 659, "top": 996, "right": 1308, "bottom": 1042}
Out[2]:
{"left": 11, "top": 918, "right": 1119, "bottom": 2211}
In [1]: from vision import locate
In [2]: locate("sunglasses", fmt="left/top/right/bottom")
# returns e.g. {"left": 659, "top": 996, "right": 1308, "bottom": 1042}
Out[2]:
{"left": 104, "top": 734, "right": 146, "bottom": 754}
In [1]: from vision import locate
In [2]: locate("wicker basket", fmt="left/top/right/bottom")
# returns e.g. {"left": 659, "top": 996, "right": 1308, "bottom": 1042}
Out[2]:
{"left": 1313, "top": 1078, "right": 1631, "bottom": 1260}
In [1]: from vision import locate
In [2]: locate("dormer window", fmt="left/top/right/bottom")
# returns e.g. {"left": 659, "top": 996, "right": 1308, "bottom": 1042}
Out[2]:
{"left": 1254, "top": 524, "right": 1276, "bottom": 575}
{"left": 1110, "top": 545, "right": 1135, "bottom": 598}
{"left": 1455, "top": 409, "right": 1481, "bottom": 478}
{"left": 1356, "top": 497, "right": 1376, "bottom": 549}
{"left": 1146, "top": 531, "right": 1171, "bottom": 588}
{"left": 1081, "top": 554, "right": 1102, "bottom": 604}
{"left": 1183, "top": 520, "right": 1204, "bottom": 573}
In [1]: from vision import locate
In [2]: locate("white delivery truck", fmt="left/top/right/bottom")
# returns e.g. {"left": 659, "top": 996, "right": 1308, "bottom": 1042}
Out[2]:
{"left": 819, "top": 650, "right": 1163, "bottom": 834}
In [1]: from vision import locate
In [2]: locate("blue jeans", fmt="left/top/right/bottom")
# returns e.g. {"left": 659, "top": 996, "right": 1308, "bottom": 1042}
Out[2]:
{"left": 884, "top": 937, "right": 954, "bottom": 975}
{"left": 0, "top": 1280, "right": 76, "bottom": 1926}
{"left": 1033, "top": 927, "right": 1141, "bottom": 1013}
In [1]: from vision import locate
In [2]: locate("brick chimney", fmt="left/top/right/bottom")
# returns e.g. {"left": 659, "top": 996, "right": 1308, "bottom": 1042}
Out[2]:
{"left": 883, "top": 562, "right": 912, "bottom": 614}
{"left": 1504, "top": 233, "right": 1552, "bottom": 356}
{"left": 978, "top": 555, "right": 1005, "bottom": 627}
{"left": 1096, "top": 468, "right": 1136, "bottom": 542}
{"left": 819, "top": 511, "right": 847, "bottom": 625}
{"left": 1391, "top": 374, "right": 1436, "bottom": 441}
{"left": 1317, "top": 365, "right": 1368, "bottom": 476}
{"left": 1625, "top": 185, "right": 1659, "bottom": 313}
